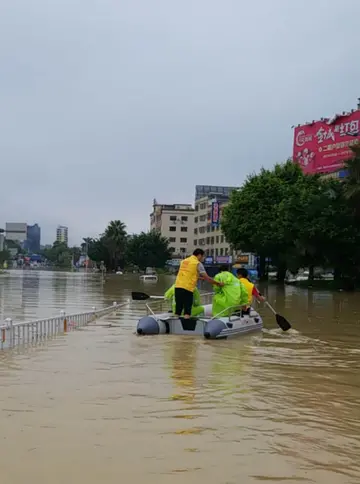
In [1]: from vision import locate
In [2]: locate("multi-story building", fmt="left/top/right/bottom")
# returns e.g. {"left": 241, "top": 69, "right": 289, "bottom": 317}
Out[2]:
{"left": 150, "top": 199, "right": 195, "bottom": 258}
{"left": 5, "top": 222, "right": 27, "bottom": 244}
{"left": 25, "top": 224, "right": 41, "bottom": 253}
{"left": 193, "top": 185, "right": 238, "bottom": 262}
{"left": 56, "top": 225, "right": 68, "bottom": 246}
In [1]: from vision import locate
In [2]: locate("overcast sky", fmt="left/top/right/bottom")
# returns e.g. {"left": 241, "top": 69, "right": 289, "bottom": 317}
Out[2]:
{"left": 1, "top": 0, "right": 359, "bottom": 246}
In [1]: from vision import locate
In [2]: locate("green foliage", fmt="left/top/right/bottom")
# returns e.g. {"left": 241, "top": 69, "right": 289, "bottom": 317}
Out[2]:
{"left": 125, "top": 231, "right": 171, "bottom": 270}
{"left": 0, "top": 249, "right": 10, "bottom": 266}
{"left": 41, "top": 241, "right": 80, "bottom": 268}
{"left": 343, "top": 143, "right": 360, "bottom": 209}
{"left": 83, "top": 222, "right": 171, "bottom": 271}
{"left": 83, "top": 237, "right": 111, "bottom": 268}
{"left": 222, "top": 159, "right": 360, "bottom": 284}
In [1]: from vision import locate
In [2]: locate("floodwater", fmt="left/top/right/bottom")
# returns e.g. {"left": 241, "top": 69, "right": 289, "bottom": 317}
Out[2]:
{"left": 0, "top": 270, "right": 360, "bottom": 483}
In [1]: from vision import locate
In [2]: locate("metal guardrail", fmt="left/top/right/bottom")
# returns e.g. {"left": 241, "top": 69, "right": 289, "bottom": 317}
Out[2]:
{"left": 0, "top": 300, "right": 129, "bottom": 350}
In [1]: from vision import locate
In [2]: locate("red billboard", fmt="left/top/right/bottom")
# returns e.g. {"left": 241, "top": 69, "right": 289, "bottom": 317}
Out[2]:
{"left": 293, "top": 111, "right": 360, "bottom": 174}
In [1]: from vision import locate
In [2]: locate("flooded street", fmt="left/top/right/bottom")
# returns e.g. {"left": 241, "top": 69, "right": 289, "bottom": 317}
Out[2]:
{"left": 0, "top": 271, "right": 360, "bottom": 483}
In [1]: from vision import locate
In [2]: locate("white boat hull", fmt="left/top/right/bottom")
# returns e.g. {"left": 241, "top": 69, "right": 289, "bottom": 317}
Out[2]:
{"left": 136, "top": 305, "right": 263, "bottom": 340}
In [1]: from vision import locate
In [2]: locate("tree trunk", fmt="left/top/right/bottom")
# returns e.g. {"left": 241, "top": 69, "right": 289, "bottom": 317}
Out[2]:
{"left": 308, "top": 265, "right": 314, "bottom": 281}
{"left": 258, "top": 255, "right": 267, "bottom": 281}
{"left": 276, "top": 264, "right": 287, "bottom": 282}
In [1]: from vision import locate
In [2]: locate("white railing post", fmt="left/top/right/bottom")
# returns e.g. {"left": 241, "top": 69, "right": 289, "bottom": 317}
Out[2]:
{"left": 5, "top": 318, "right": 13, "bottom": 348}
{"left": 60, "top": 310, "right": 66, "bottom": 332}
{"left": 0, "top": 300, "right": 129, "bottom": 351}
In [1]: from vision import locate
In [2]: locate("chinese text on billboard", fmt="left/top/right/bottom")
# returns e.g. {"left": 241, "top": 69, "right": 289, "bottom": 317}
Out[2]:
{"left": 211, "top": 201, "right": 220, "bottom": 227}
{"left": 293, "top": 111, "right": 360, "bottom": 174}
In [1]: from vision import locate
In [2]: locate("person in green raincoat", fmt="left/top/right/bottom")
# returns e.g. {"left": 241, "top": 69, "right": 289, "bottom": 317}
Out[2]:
{"left": 212, "top": 265, "right": 248, "bottom": 317}
{"left": 164, "top": 284, "right": 205, "bottom": 317}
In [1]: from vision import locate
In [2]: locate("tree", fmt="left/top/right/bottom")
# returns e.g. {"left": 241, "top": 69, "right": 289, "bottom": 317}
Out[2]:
{"left": 221, "top": 160, "right": 305, "bottom": 280}
{"left": 0, "top": 249, "right": 10, "bottom": 266}
{"left": 278, "top": 175, "right": 360, "bottom": 281}
{"left": 84, "top": 236, "right": 112, "bottom": 269}
{"left": 103, "top": 220, "right": 127, "bottom": 270}
{"left": 343, "top": 142, "right": 360, "bottom": 210}
{"left": 126, "top": 231, "right": 171, "bottom": 270}
{"left": 41, "top": 241, "right": 75, "bottom": 268}
{"left": 221, "top": 158, "right": 360, "bottom": 286}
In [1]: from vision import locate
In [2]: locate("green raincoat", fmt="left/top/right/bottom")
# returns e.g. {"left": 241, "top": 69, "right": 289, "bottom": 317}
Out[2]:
{"left": 164, "top": 284, "right": 205, "bottom": 317}
{"left": 212, "top": 271, "right": 248, "bottom": 317}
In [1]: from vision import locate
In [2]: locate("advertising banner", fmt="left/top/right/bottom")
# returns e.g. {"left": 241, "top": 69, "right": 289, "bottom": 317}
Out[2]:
{"left": 293, "top": 111, "right": 360, "bottom": 174}
{"left": 211, "top": 201, "right": 220, "bottom": 227}
{"left": 216, "top": 255, "right": 232, "bottom": 264}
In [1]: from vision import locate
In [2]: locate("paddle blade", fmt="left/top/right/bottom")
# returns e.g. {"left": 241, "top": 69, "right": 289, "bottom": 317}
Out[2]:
{"left": 276, "top": 313, "right": 291, "bottom": 331}
{"left": 131, "top": 291, "right": 150, "bottom": 301}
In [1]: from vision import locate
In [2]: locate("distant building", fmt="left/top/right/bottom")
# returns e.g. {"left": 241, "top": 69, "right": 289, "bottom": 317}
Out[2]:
{"left": 0, "top": 233, "right": 4, "bottom": 252}
{"left": 5, "top": 222, "right": 27, "bottom": 244}
{"left": 193, "top": 185, "right": 238, "bottom": 263}
{"left": 25, "top": 224, "right": 41, "bottom": 253}
{"left": 150, "top": 199, "right": 195, "bottom": 258}
{"left": 56, "top": 225, "right": 68, "bottom": 246}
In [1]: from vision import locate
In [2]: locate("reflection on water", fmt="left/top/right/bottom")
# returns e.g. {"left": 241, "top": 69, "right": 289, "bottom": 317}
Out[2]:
{"left": 0, "top": 271, "right": 359, "bottom": 482}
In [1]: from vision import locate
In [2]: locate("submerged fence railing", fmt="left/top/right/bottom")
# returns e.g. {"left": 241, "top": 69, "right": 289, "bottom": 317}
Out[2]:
{"left": 0, "top": 300, "right": 129, "bottom": 351}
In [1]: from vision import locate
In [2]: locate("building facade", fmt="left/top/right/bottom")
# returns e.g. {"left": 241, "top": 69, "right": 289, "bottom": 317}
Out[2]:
{"left": 56, "top": 225, "right": 68, "bottom": 246}
{"left": 5, "top": 222, "right": 27, "bottom": 244}
{"left": 25, "top": 224, "right": 41, "bottom": 253}
{"left": 150, "top": 200, "right": 195, "bottom": 258}
{"left": 193, "top": 185, "right": 238, "bottom": 262}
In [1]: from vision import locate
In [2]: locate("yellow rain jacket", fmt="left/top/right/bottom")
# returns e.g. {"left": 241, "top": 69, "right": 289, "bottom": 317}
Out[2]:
{"left": 238, "top": 277, "right": 255, "bottom": 305}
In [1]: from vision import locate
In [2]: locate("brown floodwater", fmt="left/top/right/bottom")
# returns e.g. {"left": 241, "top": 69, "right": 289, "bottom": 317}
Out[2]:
{"left": 0, "top": 270, "right": 360, "bottom": 483}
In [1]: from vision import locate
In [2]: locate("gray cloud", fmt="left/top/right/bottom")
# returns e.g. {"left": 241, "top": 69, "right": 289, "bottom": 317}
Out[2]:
{"left": 1, "top": 0, "right": 359, "bottom": 245}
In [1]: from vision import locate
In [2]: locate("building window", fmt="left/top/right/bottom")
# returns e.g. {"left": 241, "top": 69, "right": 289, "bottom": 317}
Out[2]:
{"left": 194, "top": 216, "right": 198, "bottom": 223}
{"left": 195, "top": 205, "right": 199, "bottom": 212}
{"left": 211, "top": 236, "right": 214, "bottom": 245}
{"left": 199, "top": 215, "right": 206, "bottom": 222}
{"left": 216, "top": 235, "right": 219, "bottom": 244}
{"left": 194, "top": 239, "right": 197, "bottom": 245}
{"left": 215, "top": 248, "right": 219, "bottom": 256}
{"left": 220, "top": 248, "right": 224, "bottom": 255}
{"left": 169, "top": 237, "right": 176, "bottom": 242}
{"left": 194, "top": 228, "right": 198, "bottom": 234}
{"left": 181, "top": 226, "right": 187, "bottom": 232}
{"left": 200, "top": 202, "right": 206, "bottom": 210}
{"left": 170, "top": 215, "right": 176, "bottom": 221}
{"left": 221, "top": 235, "right": 224, "bottom": 243}
{"left": 169, "top": 226, "right": 176, "bottom": 232}
{"left": 180, "top": 238, "right": 187, "bottom": 243}
{"left": 180, "top": 248, "right": 186, "bottom": 253}
{"left": 181, "top": 216, "right": 188, "bottom": 222}
{"left": 199, "top": 238, "right": 205, "bottom": 246}
{"left": 207, "top": 225, "right": 210, "bottom": 232}
{"left": 169, "top": 247, "right": 176, "bottom": 253}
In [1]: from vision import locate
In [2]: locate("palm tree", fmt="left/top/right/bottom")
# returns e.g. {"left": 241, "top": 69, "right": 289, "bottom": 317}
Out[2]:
{"left": 343, "top": 143, "right": 360, "bottom": 201}
{"left": 104, "top": 220, "right": 127, "bottom": 270}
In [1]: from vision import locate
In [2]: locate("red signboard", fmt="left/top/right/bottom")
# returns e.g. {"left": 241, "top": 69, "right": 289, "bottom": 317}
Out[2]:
{"left": 293, "top": 111, "right": 360, "bottom": 174}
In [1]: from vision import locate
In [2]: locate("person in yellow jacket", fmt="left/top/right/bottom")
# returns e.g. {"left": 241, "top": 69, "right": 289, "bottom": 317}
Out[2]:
{"left": 236, "top": 268, "right": 265, "bottom": 313}
{"left": 175, "top": 248, "right": 223, "bottom": 319}
{"left": 164, "top": 284, "right": 205, "bottom": 317}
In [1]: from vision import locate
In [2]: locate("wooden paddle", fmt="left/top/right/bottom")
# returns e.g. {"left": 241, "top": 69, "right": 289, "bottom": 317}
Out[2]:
{"left": 265, "top": 301, "right": 291, "bottom": 331}
{"left": 131, "top": 291, "right": 164, "bottom": 301}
